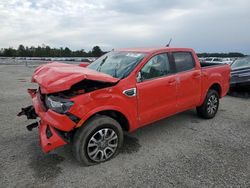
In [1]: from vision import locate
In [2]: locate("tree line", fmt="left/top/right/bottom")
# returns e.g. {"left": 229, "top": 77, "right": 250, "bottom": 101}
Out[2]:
{"left": 0, "top": 44, "right": 245, "bottom": 58}
{"left": 0, "top": 45, "right": 105, "bottom": 57}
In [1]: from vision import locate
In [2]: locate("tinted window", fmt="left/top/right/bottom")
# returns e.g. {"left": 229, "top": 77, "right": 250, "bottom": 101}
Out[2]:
{"left": 140, "top": 53, "right": 170, "bottom": 80}
{"left": 173, "top": 52, "right": 195, "bottom": 72}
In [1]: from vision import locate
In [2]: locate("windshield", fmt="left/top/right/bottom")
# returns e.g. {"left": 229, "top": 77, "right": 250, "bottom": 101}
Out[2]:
{"left": 231, "top": 57, "right": 250, "bottom": 69}
{"left": 87, "top": 51, "right": 146, "bottom": 79}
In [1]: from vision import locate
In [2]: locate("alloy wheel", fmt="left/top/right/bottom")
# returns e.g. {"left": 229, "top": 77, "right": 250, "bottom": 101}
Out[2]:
{"left": 207, "top": 95, "right": 218, "bottom": 115}
{"left": 87, "top": 128, "right": 118, "bottom": 162}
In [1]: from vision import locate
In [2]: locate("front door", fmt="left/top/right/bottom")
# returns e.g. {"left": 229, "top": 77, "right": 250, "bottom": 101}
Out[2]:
{"left": 136, "top": 53, "right": 177, "bottom": 126}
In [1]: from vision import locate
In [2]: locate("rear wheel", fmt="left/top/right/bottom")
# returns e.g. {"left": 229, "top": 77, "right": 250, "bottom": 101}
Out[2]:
{"left": 72, "top": 115, "right": 123, "bottom": 166}
{"left": 196, "top": 89, "right": 219, "bottom": 119}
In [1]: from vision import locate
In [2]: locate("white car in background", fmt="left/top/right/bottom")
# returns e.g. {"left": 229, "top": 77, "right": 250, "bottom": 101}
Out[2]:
{"left": 222, "top": 58, "right": 234, "bottom": 65}
{"left": 199, "top": 57, "right": 206, "bottom": 63}
{"left": 205, "top": 57, "right": 233, "bottom": 64}
{"left": 205, "top": 57, "right": 223, "bottom": 63}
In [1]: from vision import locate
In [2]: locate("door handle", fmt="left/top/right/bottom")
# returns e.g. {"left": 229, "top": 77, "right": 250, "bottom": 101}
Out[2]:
{"left": 123, "top": 88, "right": 137, "bottom": 97}
{"left": 167, "top": 79, "right": 176, "bottom": 86}
{"left": 192, "top": 73, "right": 201, "bottom": 79}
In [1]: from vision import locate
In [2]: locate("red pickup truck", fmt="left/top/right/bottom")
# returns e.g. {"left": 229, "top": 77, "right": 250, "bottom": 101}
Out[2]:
{"left": 19, "top": 47, "right": 230, "bottom": 165}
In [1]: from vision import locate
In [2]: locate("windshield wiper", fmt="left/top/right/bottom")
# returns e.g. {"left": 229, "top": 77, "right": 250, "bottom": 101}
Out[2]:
{"left": 113, "top": 63, "right": 119, "bottom": 78}
{"left": 97, "top": 56, "right": 108, "bottom": 72}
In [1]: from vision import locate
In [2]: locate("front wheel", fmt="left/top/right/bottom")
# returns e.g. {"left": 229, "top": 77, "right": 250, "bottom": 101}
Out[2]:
{"left": 196, "top": 89, "right": 219, "bottom": 119}
{"left": 72, "top": 115, "right": 123, "bottom": 166}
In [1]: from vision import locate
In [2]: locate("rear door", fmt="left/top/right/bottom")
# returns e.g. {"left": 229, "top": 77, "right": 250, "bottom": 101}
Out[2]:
{"left": 136, "top": 53, "right": 177, "bottom": 126}
{"left": 171, "top": 52, "right": 201, "bottom": 111}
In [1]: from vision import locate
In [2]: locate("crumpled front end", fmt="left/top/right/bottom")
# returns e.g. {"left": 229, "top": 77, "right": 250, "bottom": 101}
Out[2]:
{"left": 18, "top": 89, "right": 77, "bottom": 153}
{"left": 18, "top": 62, "right": 119, "bottom": 153}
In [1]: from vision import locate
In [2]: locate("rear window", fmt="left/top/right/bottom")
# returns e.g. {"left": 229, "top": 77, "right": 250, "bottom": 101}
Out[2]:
{"left": 173, "top": 52, "right": 195, "bottom": 72}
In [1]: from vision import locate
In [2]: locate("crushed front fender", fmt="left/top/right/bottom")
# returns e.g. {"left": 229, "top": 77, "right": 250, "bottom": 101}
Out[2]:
{"left": 18, "top": 89, "right": 76, "bottom": 152}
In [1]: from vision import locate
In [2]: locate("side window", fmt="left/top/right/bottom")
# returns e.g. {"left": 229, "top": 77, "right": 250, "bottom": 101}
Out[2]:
{"left": 173, "top": 52, "right": 195, "bottom": 72}
{"left": 140, "top": 53, "right": 170, "bottom": 81}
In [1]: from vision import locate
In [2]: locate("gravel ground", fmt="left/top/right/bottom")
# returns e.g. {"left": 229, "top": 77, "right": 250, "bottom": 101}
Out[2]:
{"left": 0, "top": 64, "right": 250, "bottom": 188}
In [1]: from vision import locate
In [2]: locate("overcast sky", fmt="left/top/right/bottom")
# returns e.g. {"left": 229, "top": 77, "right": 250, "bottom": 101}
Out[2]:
{"left": 0, "top": 0, "right": 250, "bottom": 54}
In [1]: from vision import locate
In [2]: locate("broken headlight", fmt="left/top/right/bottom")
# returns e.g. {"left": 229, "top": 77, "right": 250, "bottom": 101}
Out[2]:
{"left": 45, "top": 95, "right": 74, "bottom": 114}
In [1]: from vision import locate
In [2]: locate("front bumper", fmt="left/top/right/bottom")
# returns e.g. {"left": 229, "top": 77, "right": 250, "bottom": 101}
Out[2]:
{"left": 19, "top": 89, "right": 77, "bottom": 153}
{"left": 39, "top": 120, "right": 67, "bottom": 153}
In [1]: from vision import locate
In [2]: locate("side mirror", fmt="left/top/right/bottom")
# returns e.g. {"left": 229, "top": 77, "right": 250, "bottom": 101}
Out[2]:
{"left": 136, "top": 71, "right": 143, "bottom": 82}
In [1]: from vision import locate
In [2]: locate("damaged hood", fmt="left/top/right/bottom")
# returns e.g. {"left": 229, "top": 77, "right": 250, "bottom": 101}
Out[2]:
{"left": 32, "top": 62, "right": 119, "bottom": 94}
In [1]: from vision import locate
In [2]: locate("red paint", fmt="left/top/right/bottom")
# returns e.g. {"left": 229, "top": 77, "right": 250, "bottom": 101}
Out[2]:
{"left": 79, "top": 62, "right": 90, "bottom": 67}
{"left": 28, "top": 47, "right": 230, "bottom": 152}
{"left": 31, "top": 93, "right": 76, "bottom": 131}
{"left": 39, "top": 121, "right": 67, "bottom": 153}
{"left": 32, "top": 62, "right": 119, "bottom": 94}
{"left": 30, "top": 91, "right": 75, "bottom": 152}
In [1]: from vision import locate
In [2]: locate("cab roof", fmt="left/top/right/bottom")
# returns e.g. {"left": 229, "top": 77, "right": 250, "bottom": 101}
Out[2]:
{"left": 116, "top": 47, "right": 194, "bottom": 54}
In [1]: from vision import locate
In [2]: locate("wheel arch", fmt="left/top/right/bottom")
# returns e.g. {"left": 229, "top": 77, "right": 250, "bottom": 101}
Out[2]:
{"left": 208, "top": 83, "right": 222, "bottom": 97}
{"left": 199, "top": 82, "right": 222, "bottom": 106}
{"left": 76, "top": 107, "right": 133, "bottom": 132}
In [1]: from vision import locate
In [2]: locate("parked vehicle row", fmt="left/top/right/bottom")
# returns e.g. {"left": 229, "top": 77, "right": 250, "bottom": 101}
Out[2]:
{"left": 200, "top": 56, "right": 250, "bottom": 88}
{"left": 230, "top": 56, "right": 250, "bottom": 88}
{"left": 199, "top": 57, "right": 234, "bottom": 64}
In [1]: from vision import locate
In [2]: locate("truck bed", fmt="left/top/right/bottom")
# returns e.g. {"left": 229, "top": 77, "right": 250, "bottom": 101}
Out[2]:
{"left": 200, "top": 62, "right": 227, "bottom": 68}
{"left": 200, "top": 62, "right": 231, "bottom": 98}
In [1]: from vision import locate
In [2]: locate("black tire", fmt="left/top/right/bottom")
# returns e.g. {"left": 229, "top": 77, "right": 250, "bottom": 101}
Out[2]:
{"left": 72, "top": 115, "right": 123, "bottom": 166}
{"left": 196, "top": 89, "right": 219, "bottom": 119}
